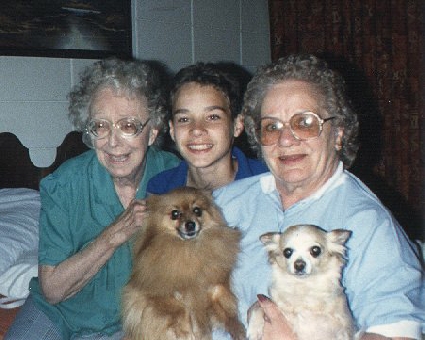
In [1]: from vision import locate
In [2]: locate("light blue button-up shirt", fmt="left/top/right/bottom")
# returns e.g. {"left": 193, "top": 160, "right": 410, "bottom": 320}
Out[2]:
{"left": 213, "top": 162, "right": 425, "bottom": 339}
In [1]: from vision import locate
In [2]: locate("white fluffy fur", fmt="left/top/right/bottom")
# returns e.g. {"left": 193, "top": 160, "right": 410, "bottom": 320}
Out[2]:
{"left": 247, "top": 224, "right": 357, "bottom": 340}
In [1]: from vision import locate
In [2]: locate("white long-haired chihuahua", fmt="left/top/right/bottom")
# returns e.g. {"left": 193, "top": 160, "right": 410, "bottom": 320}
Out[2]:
{"left": 247, "top": 224, "right": 357, "bottom": 340}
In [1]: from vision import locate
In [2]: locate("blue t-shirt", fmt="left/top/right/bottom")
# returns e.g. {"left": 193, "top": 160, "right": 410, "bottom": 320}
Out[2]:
{"left": 29, "top": 147, "right": 179, "bottom": 339}
{"left": 147, "top": 146, "right": 268, "bottom": 194}
{"left": 212, "top": 163, "right": 425, "bottom": 339}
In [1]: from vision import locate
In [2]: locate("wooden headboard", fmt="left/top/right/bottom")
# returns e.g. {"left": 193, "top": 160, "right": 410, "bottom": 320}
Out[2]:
{"left": 0, "top": 131, "right": 89, "bottom": 190}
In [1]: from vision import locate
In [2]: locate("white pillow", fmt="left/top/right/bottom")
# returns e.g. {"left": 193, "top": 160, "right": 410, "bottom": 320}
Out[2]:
{"left": 0, "top": 188, "right": 40, "bottom": 302}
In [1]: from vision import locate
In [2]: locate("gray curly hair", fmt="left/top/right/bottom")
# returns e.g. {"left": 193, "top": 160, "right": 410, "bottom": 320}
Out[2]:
{"left": 243, "top": 54, "right": 359, "bottom": 168}
{"left": 68, "top": 57, "right": 167, "bottom": 146}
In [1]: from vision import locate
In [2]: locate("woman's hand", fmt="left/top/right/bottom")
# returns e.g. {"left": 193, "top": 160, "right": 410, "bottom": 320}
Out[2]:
{"left": 256, "top": 294, "right": 296, "bottom": 340}
{"left": 101, "top": 199, "right": 148, "bottom": 246}
{"left": 254, "top": 296, "right": 413, "bottom": 340}
{"left": 360, "top": 334, "right": 413, "bottom": 340}
{"left": 39, "top": 200, "right": 148, "bottom": 304}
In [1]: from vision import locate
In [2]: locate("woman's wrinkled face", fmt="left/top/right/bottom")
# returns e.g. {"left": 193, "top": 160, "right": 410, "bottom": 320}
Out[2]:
{"left": 260, "top": 80, "right": 342, "bottom": 194}
{"left": 90, "top": 87, "right": 158, "bottom": 182}
{"left": 169, "top": 82, "right": 243, "bottom": 169}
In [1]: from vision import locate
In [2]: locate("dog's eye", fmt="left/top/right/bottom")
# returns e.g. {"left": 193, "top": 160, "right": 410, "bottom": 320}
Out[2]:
{"left": 283, "top": 248, "right": 293, "bottom": 259}
{"left": 310, "top": 246, "right": 321, "bottom": 258}
{"left": 171, "top": 210, "right": 181, "bottom": 220}
{"left": 193, "top": 207, "right": 202, "bottom": 217}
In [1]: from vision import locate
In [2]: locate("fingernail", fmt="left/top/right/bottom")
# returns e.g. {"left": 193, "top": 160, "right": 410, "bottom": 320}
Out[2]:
{"left": 257, "top": 294, "right": 270, "bottom": 302}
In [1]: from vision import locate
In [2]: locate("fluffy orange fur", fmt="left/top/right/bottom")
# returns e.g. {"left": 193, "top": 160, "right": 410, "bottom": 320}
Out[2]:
{"left": 122, "top": 187, "right": 246, "bottom": 340}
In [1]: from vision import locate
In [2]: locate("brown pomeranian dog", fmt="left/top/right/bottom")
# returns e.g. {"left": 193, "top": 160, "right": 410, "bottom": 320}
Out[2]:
{"left": 122, "top": 187, "right": 246, "bottom": 340}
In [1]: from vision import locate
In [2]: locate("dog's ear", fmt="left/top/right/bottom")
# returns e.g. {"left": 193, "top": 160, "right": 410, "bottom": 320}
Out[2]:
{"left": 327, "top": 229, "right": 351, "bottom": 256}
{"left": 260, "top": 232, "right": 281, "bottom": 250}
{"left": 146, "top": 193, "right": 160, "bottom": 208}
{"left": 199, "top": 188, "right": 213, "bottom": 199}
{"left": 328, "top": 229, "right": 351, "bottom": 245}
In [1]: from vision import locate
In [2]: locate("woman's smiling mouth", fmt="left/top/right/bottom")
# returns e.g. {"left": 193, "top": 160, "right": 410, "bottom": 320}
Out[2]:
{"left": 278, "top": 154, "right": 306, "bottom": 163}
{"left": 107, "top": 153, "right": 130, "bottom": 163}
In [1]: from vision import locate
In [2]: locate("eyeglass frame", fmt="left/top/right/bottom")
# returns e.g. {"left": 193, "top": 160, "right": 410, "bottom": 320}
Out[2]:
{"left": 256, "top": 111, "right": 336, "bottom": 145}
{"left": 84, "top": 116, "right": 151, "bottom": 141}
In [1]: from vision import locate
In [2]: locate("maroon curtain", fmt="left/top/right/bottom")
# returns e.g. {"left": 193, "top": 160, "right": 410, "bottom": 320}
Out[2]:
{"left": 268, "top": 0, "right": 424, "bottom": 240}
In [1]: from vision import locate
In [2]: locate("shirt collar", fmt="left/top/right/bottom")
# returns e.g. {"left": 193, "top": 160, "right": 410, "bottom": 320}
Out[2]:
{"left": 260, "top": 162, "right": 345, "bottom": 202}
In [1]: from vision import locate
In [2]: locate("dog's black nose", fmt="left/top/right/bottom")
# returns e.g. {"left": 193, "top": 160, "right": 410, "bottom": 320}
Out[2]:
{"left": 294, "top": 259, "right": 306, "bottom": 273}
{"left": 185, "top": 221, "right": 196, "bottom": 233}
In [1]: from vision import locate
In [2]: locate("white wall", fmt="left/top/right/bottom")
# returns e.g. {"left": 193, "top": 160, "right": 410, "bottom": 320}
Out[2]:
{"left": 0, "top": 0, "right": 270, "bottom": 168}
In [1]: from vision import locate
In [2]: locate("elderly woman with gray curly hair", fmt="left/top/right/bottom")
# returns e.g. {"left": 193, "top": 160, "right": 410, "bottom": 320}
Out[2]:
{"left": 213, "top": 54, "right": 425, "bottom": 340}
{"left": 5, "top": 58, "right": 180, "bottom": 340}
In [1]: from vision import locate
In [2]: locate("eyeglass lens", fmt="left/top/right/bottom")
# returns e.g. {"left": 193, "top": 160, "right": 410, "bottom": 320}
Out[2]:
{"left": 259, "top": 112, "right": 326, "bottom": 145}
{"left": 87, "top": 117, "right": 144, "bottom": 139}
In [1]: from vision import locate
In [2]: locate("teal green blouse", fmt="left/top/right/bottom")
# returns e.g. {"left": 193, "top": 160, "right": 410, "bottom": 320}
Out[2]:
{"left": 29, "top": 147, "right": 179, "bottom": 339}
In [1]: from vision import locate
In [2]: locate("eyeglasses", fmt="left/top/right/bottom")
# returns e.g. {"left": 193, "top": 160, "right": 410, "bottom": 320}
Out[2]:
{"left": 85, "top": 117, "right": 150, "bottom": 140}
{"left": 257, "top": 112, "right": 335, "bottom": 146}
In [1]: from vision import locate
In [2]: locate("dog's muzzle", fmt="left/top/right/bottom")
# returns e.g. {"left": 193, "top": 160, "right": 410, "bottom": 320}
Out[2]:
{"left": 178, "top": 220, "right": 200, "bottom": 240}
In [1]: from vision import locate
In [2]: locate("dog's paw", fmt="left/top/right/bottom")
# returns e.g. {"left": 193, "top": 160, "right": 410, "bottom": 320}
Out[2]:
{"left": 231, "top": 328, "right": 247, "bottom": 340}
{"left": 225, "top": 319, "right": 246, "bottom": 340}
{"left": 247, "top": 303, "right": 265, "bottom": 340}
{"left": 247, "top": 326, "right": 263, "bottom": 340}
{"left": 247, "top": 325, "right": 263, "bottom": 340}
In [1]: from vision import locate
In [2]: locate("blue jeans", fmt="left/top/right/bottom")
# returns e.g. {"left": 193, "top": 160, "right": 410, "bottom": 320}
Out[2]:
{"left": 5, "top": 295, "right": 125, "bottom": 340}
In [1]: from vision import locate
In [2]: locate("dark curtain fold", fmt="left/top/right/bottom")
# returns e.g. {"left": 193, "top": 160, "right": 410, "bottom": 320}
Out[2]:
{"left": 268, "top": 0, "right": 424, "bottom": 240}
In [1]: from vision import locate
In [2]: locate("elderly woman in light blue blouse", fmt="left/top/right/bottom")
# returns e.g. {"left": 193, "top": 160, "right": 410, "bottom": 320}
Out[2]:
{"left": 213, "top": 54, "right": 425, "bottom": 340}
